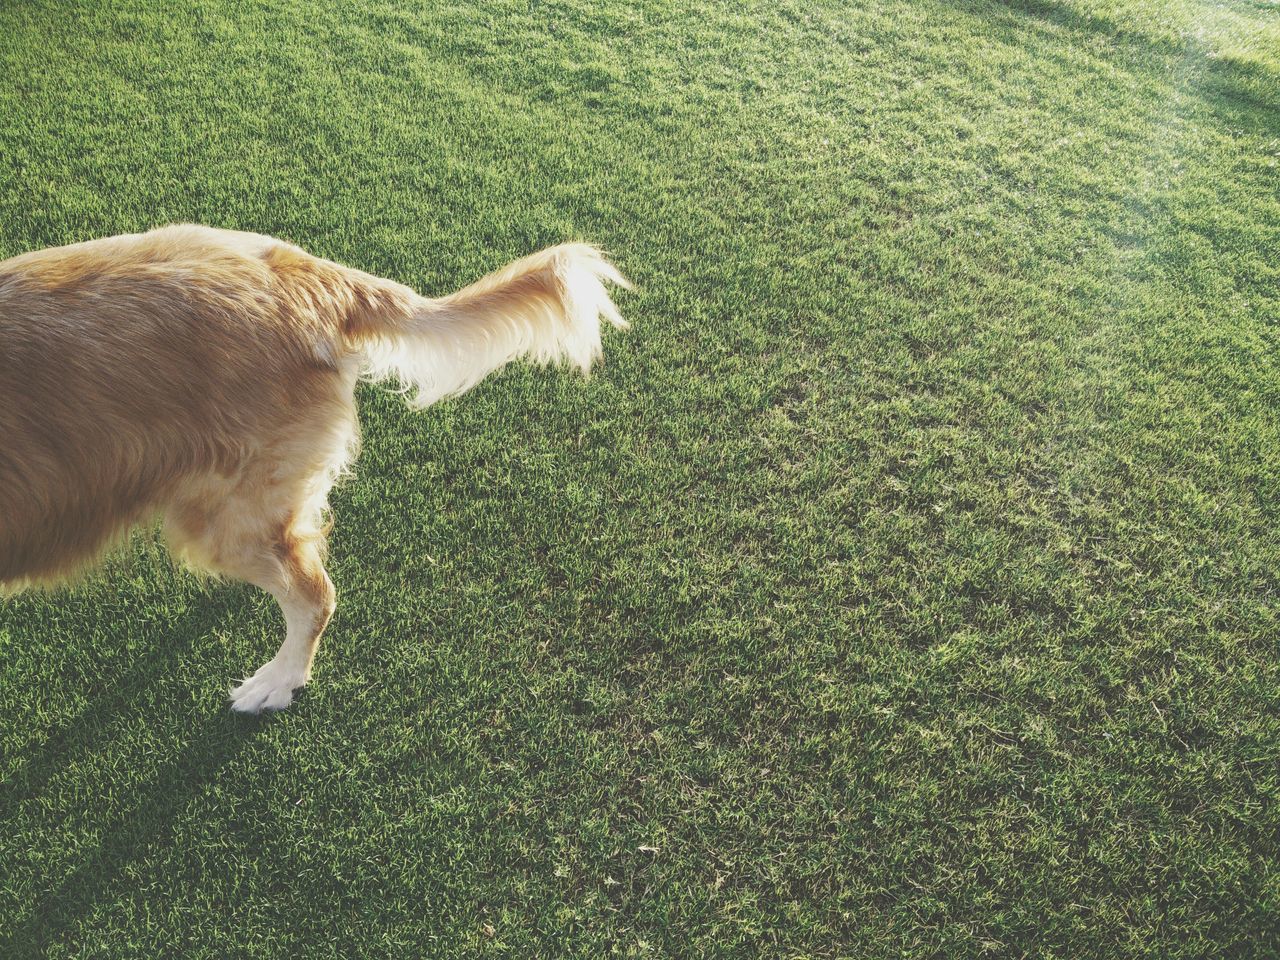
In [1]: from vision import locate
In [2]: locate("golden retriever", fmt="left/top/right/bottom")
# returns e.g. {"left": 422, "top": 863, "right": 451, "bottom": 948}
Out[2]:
{"left": 0, "top": 225, "right": 628, "bottom": 712}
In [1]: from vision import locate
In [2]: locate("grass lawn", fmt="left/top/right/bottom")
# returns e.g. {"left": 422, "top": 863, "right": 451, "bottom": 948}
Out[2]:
{"left": 1, "top": 0, "right": 1278, "bottom": 955}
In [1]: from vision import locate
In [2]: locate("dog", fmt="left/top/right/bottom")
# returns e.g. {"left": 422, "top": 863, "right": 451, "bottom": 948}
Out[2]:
{"left": 0, "top": 224, "right": 629, "bottom": 712}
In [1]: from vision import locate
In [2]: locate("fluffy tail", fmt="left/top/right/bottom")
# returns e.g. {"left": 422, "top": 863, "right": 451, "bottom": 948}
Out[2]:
{"left": 352, "top": 243, "right": 630, "bottom": 409}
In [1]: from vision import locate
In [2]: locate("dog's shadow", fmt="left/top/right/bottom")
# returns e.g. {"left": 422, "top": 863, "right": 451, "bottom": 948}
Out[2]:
{"left": 1, "top": 586, "right": 272, "bottom": 957}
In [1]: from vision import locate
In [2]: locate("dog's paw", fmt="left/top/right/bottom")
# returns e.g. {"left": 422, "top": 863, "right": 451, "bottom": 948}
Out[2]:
{"left": 229, "top": 660, "right": 305, "bottom": 714}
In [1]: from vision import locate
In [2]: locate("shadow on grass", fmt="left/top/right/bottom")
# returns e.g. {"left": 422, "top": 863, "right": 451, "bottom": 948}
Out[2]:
{"left": 981, "top": 0, "right": 1187, "bottom": 53}
{"left": 0, "top": 588, "right": 272, "bottom": 957}
{"left": 2, "top": 710, "right": 265, "bottom": 957}
{"left": 975, "top": 0, "right": 1280, "bottom": 130}
{"left": 0, "top": 589, "right": 245, "bottom": 817}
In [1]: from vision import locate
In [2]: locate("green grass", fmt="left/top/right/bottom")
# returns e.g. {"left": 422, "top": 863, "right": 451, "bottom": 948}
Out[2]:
{"left": 1, "top": 0, "right": 1278, "bottom": 955}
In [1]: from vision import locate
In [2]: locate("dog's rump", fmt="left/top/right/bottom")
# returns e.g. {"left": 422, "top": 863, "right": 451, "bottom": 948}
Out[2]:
{"left": 0, "top": 226, "right": 355, "bottom": 586}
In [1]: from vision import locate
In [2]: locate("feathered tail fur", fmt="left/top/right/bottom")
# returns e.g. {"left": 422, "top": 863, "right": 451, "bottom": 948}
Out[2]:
{"left": 349, "top": 243, "right": 631, "bottom": 409}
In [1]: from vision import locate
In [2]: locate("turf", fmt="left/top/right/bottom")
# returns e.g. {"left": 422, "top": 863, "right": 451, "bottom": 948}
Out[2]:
{"left": 1, "top": 0, "right": 1278, "bottom": 955}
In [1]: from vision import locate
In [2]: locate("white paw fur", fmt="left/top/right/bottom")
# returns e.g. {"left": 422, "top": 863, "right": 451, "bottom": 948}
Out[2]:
{"left": 230, "top": 659, "right": 306, "bottom": 713}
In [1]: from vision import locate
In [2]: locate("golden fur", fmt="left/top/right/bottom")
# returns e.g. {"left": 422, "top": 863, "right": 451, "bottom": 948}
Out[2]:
{"left": 0, "top": 225, "right": 628, "bottom": 711}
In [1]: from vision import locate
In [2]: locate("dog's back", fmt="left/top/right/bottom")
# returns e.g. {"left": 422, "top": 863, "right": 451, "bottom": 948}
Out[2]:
{"left": 0, "top": 225, "right": 358, "bottom": 586}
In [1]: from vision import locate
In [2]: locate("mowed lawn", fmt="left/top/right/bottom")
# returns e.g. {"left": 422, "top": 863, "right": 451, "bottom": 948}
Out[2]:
{"left": 1, "top": 0, "right": 1278, "bottom": 955}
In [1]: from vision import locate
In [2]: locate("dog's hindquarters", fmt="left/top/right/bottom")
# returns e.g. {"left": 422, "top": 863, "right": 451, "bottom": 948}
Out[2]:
{"left": 0, "top": 227, "right": 345, "bottom": 592}
{"left": 0, "top": 225, "right": 629, "bottom": 711}
{"left": 222, "top": 238, "right": 630, "bottom": 710}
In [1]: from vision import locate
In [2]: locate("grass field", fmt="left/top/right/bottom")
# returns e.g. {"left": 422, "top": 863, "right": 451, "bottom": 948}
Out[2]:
{"left": 1, "top": 0, "right": 1278, "bottom": 955}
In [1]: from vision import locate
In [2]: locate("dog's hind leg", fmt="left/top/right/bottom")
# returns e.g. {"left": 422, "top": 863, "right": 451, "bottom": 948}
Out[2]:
{"left": 163, "top": 384, "right": 358, "bottom": 712}
{"left": 166, "top": 443, "right": 348, "bottom": 713}
{"left": 226, "top": 533, "right": 336, "bottom": 713}
{"left": 168, "top": 495, "right": 337, "bottom": 713}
